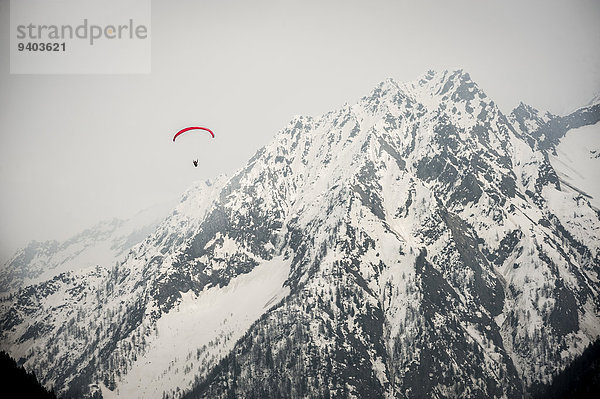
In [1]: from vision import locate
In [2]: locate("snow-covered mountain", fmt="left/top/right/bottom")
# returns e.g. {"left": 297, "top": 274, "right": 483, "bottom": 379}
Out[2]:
{"left": 1, "top": 70, "right": 599, "bottom": 399}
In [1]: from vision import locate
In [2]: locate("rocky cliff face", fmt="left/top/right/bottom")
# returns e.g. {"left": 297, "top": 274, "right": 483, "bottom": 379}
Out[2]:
{"left": 1, "top": 70, "right": 599, "bottom": 399}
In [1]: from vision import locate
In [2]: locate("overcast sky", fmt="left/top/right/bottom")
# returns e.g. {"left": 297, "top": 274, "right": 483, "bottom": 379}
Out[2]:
{"left": 1, "top": 0, "right": 599, "bottom": 258}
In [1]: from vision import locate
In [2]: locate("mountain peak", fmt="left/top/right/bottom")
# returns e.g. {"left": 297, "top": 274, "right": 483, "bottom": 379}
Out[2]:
{"left": 413, "top": 68, "right": 471, "bottom": 89}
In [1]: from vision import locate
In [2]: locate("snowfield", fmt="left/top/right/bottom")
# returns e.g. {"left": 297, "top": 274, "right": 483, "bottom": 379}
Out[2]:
{"left": 549, "top": 121, "right": 600, "bottom": 208}
{"left": 101, "top": 256, "right": 291, "bottom": 399}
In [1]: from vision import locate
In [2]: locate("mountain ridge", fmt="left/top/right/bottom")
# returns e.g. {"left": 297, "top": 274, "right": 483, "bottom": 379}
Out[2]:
{"left": 1, "top": 69, "right": 599, "bottom": 399}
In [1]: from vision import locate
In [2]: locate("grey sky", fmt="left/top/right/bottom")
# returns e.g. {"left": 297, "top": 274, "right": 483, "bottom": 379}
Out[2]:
{"left": 1, "top": 0, "right": 599, "bottom": 258}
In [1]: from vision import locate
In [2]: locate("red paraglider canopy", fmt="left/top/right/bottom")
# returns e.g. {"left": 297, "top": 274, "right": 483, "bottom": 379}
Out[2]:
{"left": 173, "top": 127, "right": 215, "bottom": 141}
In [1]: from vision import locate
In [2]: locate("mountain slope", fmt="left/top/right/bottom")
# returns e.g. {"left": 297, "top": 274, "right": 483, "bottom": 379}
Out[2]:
{"left": 547, "top": 122, "right": 600, "bottom": 207}
{"left": 179, "top": 70, "right": 600, "bottom": 398}
{"left": 1, "top": 70, "right": 599, "bottom": 399}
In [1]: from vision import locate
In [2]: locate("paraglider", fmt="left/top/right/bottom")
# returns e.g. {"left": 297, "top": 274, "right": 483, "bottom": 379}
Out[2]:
{"left": 173, "top": 126, "right": 214, "bottom": 167}
{"left": 172, "top": 127, "right": 215, "bottom": 141}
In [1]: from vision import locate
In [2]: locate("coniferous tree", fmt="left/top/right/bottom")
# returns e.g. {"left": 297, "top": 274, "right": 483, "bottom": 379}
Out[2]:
{"left": 0, "top": 351, "right": 57, "bottom": 398}
{"left": 533, "top": 339, "right": 600, "bottom": 399}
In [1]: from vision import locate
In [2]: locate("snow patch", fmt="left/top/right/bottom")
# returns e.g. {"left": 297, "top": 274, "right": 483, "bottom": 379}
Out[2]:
{"left": 549, "top": 122, "right": 600, "bottom": 208}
